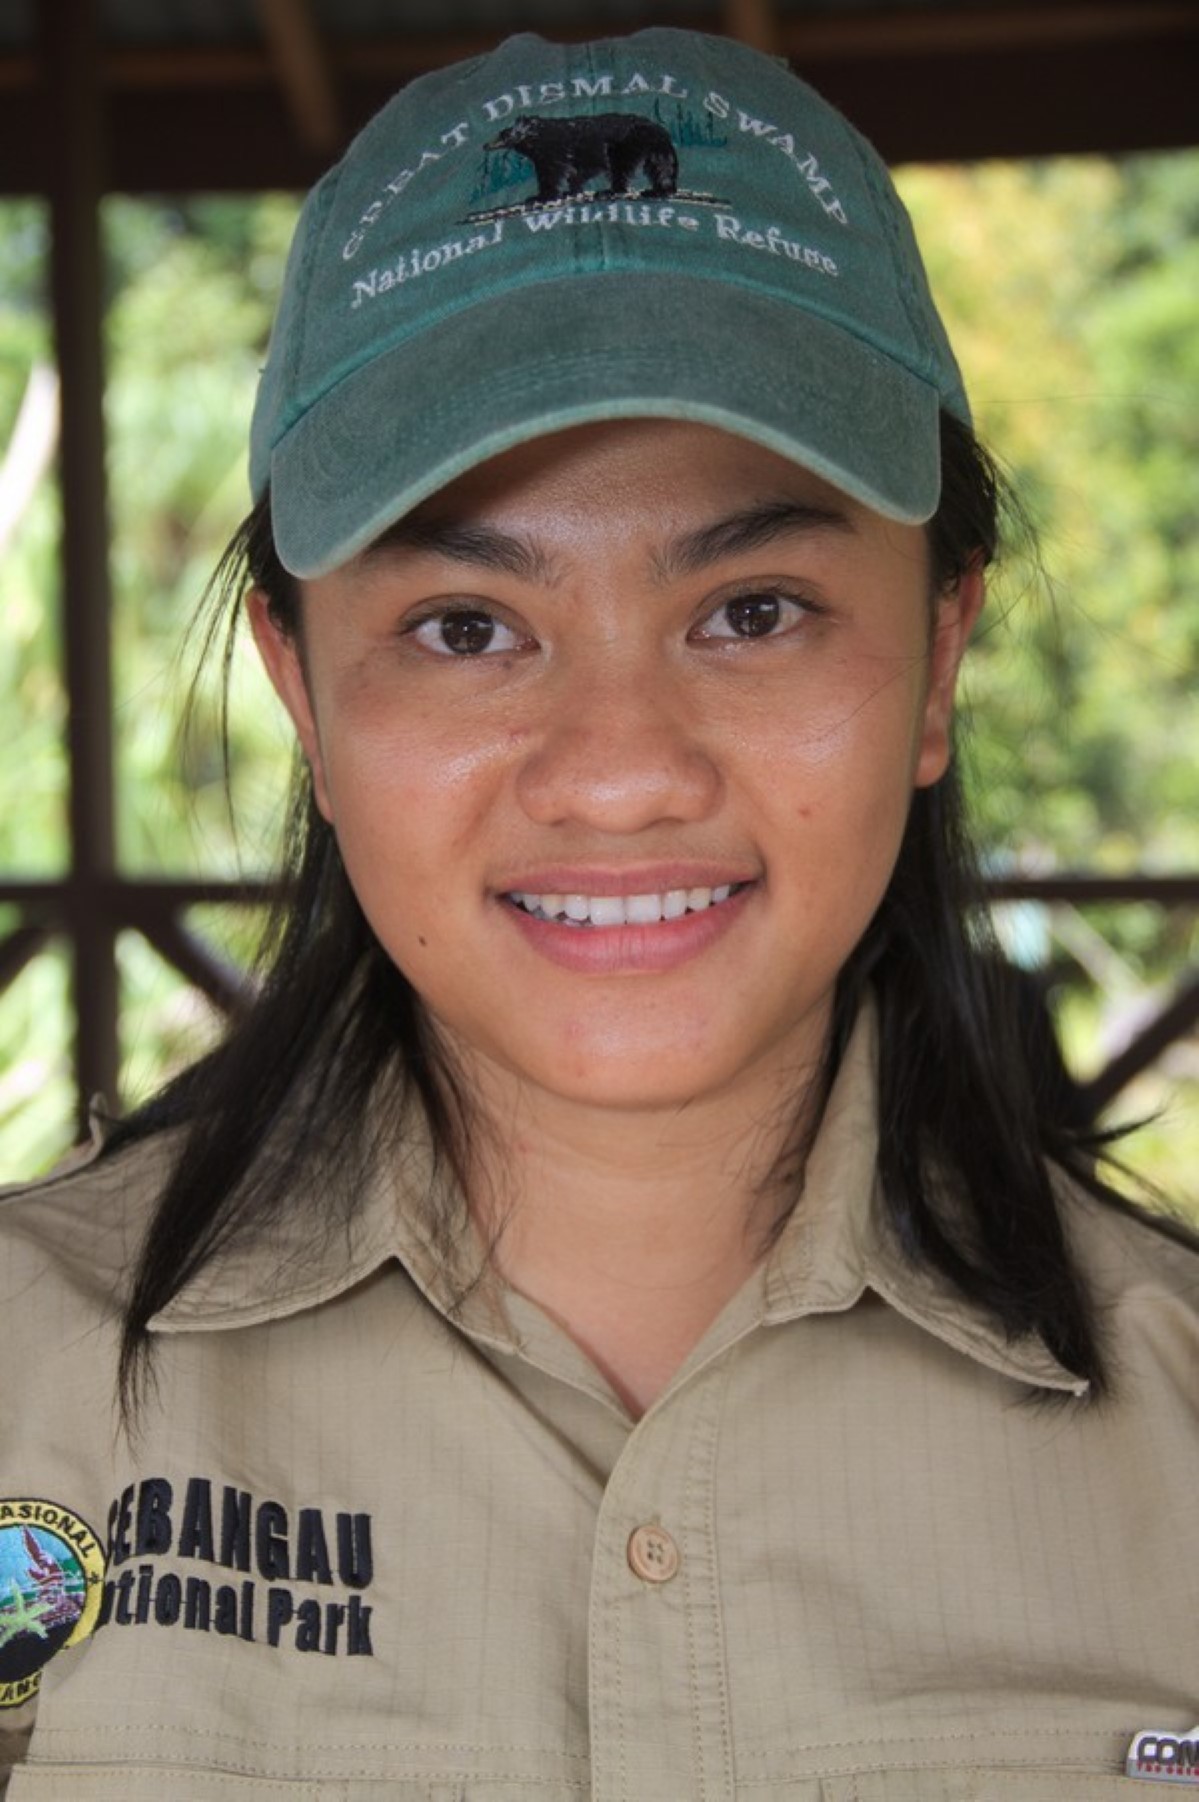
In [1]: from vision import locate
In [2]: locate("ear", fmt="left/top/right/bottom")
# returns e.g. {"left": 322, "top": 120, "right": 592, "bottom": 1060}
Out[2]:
{"left": 246, "top": 588, "right": 334, "bottom": 821}
{"left": 914, "top": 559, "right": 986, "bottom": 789}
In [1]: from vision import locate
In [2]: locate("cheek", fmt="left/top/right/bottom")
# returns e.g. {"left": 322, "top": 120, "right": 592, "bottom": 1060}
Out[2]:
{"left": 764, "top": 650, "right": 928, "bottom": 879}
{"left": 319, "top": 681, "right": 498, "bottom": 827}
{"left": 771, "top": 645, "right": 928, "bottom": 787}
{"left": 311, "top": 695, "right": 516, "bottom": 957}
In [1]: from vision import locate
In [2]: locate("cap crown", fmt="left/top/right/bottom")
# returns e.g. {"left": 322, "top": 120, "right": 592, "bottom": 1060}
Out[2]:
{"left": 252, "top": 30, "right": 965, "bottom": 498}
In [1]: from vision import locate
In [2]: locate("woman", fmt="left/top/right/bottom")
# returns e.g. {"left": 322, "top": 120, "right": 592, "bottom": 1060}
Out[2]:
{"left": 2, "top": 27, "right": 1195, "bottom": 1800}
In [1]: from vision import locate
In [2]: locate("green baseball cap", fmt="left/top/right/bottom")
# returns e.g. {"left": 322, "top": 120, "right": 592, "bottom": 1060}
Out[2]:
{"left": 250, "top": 27, "right": 969, "bottom": 579}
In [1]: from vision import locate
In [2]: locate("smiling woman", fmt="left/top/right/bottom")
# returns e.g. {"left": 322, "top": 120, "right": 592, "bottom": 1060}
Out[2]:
{"left": 251, "top": 425, "right": 963, "bottom": 1132}
{"left": 2, "top": 24, "right": 1197, "bottom": 1802}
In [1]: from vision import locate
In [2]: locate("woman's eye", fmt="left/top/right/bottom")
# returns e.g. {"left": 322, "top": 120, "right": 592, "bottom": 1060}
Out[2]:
{"left": 409, "top": 609, "right": 523, "bottom": 657}
{"left": 697, "top": 592, "right": 811, "bottom": 641}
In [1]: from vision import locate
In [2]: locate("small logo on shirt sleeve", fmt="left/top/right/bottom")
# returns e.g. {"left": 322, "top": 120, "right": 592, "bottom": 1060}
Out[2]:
{"left": 0, "top": 1499, "right": 106, "bottom": 1707}
{"left": 1127, "top": 1728, "right": 1199, "bottom": 1784}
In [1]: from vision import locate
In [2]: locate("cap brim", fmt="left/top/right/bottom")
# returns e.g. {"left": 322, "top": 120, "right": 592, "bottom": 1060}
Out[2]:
{"left": 268, "top": 273, "right": 942, "bottom": 580}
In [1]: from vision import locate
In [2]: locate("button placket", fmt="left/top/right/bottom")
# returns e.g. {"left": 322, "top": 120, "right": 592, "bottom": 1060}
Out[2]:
{"left": 588, "top": 1360, "right": 737, "bottom": 1802}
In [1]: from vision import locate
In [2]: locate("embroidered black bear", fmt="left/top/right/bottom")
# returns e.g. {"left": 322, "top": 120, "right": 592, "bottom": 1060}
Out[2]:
{"left": 487, "top": 112, "right": 679, "bottom": 203}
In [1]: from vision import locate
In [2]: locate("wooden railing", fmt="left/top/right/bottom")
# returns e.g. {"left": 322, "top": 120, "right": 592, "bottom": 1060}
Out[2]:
{"left": 1, "top": 872, "right": 1195, "bottom": 1130}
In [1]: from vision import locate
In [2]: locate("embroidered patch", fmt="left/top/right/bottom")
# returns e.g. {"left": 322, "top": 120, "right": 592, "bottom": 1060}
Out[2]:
{"left": 100, "top": 1475, "right": 375, "bottom": 1660}
{"left": 344, "top": 79, "right": 846, "bottom": 314}
{"left": 466, "top": 106, "right": 727, "bottom": 225}
{"left": 1127, "top": 1728, "right": 1199, "bottom": 1784}
{"left": 487, "top": 110, "right": 681, "bottom": 204}
{"left": 0, "top": 1499, "right": 106, "bottom": 1707}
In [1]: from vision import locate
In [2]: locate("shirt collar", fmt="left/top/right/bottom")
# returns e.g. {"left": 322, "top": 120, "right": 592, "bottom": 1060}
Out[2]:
{"left": 758, "top": 1006, "right": 1087, "bottom": 1395}
{"left": 148, "top": 1096, "right": 509, "bottom": 1343}
{"left": 149, "top": 1007, "right": 1086, "bottom": 1394}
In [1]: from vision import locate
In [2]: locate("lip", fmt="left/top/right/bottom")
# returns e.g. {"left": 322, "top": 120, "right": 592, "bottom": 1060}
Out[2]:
{"left": 491, "top": 863, "right": 758, "bottom": 899}
{"left": 498, "top": 879, "right": 757, "bottom": 975}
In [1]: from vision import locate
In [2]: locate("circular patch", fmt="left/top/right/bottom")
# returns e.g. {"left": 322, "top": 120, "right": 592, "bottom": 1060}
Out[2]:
{"left": 0, "top": 1499, "right": 105, "bottom": 1708}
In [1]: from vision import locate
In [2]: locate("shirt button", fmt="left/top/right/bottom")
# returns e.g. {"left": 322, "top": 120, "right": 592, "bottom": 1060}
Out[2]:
{"left": 627, "top": 1523, "right": 681, "bottom": 1584}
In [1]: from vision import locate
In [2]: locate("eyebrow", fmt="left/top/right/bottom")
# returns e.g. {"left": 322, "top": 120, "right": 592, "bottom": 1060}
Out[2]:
{"left": 655, "top": 499, "right": 854, "bottom": 580}
{"left": 363, "top": 497, "right": 853, "bottom": 585}
{"left": 363, "top": 518, "right": 557, "bottom": 584}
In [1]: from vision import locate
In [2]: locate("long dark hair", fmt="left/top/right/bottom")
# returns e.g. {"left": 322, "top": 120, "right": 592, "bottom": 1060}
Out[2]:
{"left": 108, "top": 412, "right": 1173, "bottom": 1414}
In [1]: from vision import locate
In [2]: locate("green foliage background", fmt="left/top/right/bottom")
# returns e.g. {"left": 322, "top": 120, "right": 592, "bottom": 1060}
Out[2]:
{"left": 0, "top": 159, "right": 1196, "bottom": 1199}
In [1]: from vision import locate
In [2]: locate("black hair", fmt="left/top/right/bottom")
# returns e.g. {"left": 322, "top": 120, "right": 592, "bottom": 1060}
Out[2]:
{"left": 108, "top": 411, "right": 1179, "bottom": 1416}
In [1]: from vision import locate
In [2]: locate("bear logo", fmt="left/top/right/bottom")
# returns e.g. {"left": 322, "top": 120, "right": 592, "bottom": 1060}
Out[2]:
{"left": 486, "top": 112, "right": 679, "bottom": 203}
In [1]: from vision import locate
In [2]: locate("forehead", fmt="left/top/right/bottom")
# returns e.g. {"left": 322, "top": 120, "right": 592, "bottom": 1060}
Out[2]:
{"left": 329, "top": 420, "right": 932, "bottom": 603}
{"left": 296, "top": 420, "right": 934, "bottom": 624}
{"left": 399, "top": 419, "right": 863, "bottom": 529}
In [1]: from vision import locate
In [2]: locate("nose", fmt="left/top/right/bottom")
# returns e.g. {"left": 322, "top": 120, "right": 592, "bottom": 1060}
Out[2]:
{"left": 515, "top": 659, "right": 722, "bottom": 833}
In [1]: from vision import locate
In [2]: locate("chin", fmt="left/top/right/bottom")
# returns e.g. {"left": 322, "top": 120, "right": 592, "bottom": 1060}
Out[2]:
{"left": 554, "top": 1070, "right": 718, "bottom": 1111}
{"left": 537, "top": 1032, "right": 789, "bottom": 1113}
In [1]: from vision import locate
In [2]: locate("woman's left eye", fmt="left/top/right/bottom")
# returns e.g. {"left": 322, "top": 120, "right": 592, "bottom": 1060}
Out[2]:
{"left": 408, "top": 608, "right": 524, "bottom": 657}
{"left": 693, "top": 592, "right": 813, "bottom": 642}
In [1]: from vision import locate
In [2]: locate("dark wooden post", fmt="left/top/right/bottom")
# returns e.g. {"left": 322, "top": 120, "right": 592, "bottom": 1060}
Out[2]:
{"left": 41, "top": 0, "right": 120, "bottom": 1129}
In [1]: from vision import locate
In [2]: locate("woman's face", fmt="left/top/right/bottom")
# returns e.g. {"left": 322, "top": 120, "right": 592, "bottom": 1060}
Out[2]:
{"left": 253, "top": 421, "right": 980, "bottom": 1117}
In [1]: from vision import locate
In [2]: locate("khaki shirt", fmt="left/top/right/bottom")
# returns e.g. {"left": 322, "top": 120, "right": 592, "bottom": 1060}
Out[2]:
{"left": 1, "top": 1014, "right": 1196, "bottom": 1800}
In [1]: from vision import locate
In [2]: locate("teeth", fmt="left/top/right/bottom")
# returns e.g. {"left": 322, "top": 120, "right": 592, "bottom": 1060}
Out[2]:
{"left": 590, "top": 896, "right": 626, "bottom": 928}
{"left": 510, "top": 884, "right": 743, "bottom": 926}
{"left": 625, "top": 893, "right": 663, "bottom": 925}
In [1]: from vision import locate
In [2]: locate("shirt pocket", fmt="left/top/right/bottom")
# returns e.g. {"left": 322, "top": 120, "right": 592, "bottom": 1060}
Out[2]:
{"left": 8, "top": 1769, "right": 571, "bottom": 1801}
{"left": 819, "top": 1771, "right": 1161, "bottom": 1801}
{"left": 7, "top": 1768, "right": 345, "bottom": 1801}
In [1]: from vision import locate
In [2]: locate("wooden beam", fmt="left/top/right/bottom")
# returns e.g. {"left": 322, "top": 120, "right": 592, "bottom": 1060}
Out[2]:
{"left": 723, "top": 0, "right": 780, "bottom": 56}
{"left": 0, "top": 34, "right": 1181, "bottom": 196}
{"left": 4, "top": 3, "right": 1197, "bottom": 95}
{"left": 984, "top": 875, "right": 1199, "bottom": 905}
{"left": 780, "top": 0, "right": 1198, "bottom": 57}
{"left": 1082, "top": 975, "right": 1199, "bottom": 1113}
{"left": 253, "top": 0, "right": 340, "bottom": 153}
{"left": 3, "top": 6, "right": 1196, "bottom": 186}
{"left": 0, "top": 53, "right": 35, "bottom": 91}
{"left": 40, "top": 0, "right": 120, "bottom": 1127}
{"left": 2, "top": 874, "right": 1194, "bottom": 911}
{"left": 0, "top": 875, "right": 1192, "bottom": 1110}
{"left": 137, "top": 917, "right": 254, "bottom": 1018}
{"left": 0, "top": 878, "right": 282, "bottom": 910}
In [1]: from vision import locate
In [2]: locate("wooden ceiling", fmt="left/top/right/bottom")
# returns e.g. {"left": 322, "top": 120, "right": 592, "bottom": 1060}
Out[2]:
{"left": 5, "top": 0, "right": 1198, "bottom": 196}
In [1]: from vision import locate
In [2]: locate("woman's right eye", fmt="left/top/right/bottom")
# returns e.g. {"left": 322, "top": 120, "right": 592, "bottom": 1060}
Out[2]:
{"left": 408, "top": 608, "right": 524, "bottom": 657}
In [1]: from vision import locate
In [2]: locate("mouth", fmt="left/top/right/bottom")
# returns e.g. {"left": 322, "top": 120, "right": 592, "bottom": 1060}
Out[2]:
{"left": 504, "top": 882, "right": 751, "bottom": 928}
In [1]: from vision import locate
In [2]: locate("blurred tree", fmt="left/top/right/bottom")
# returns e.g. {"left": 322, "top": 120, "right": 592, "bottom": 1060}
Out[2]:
{"left": 104, "top": 196, "right": 300, "bottom": 878}
{"left": 897, "top": 157, "right": 1199, "bottom": 876}
{"left": 0, "top": 160, "right": 1195, "bottom": 1192}
{"left": 0, "top": 202, "right": 66, "bottom": 881}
